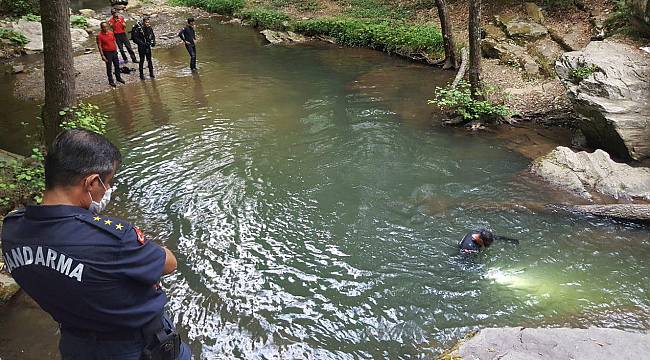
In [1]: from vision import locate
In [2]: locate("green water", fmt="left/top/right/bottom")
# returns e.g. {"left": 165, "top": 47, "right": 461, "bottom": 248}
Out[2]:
{"left": 1, "top": 20, "right": 649, "bottom": 359}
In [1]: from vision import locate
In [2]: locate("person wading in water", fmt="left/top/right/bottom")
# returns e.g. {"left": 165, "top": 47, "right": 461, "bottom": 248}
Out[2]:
{"left": 96, "top": 21, "right": 125, "bottom": 87}
{"left": 131, "top": 16, "right": 156, "bottom": 80}
{"left": 178, "top": 17, "right": 197, "bottom": 71}
{"left": 458, "top": 228, "right": 519, "bottom": 254}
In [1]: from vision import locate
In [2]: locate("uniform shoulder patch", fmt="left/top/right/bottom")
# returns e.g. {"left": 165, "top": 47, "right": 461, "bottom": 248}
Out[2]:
{"left": 3, "top": 208, "right": 25, "bottom": 221}
{"left": 133, "top": 226, "right": 146, "bottom": 245}
{"left": 75, "top": 213, "right": 132, "bottom": 239}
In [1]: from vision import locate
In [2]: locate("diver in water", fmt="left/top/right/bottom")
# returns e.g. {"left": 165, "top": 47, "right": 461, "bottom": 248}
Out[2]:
{"left": 458, "top": 228, "right": 519, "bottom": 254}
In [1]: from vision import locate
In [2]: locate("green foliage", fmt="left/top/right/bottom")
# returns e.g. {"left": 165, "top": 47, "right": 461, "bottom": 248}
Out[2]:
{"left": 340, "top": 0, "right": 412, "bottom": 20}
{"left": 70, "top": 15, "right": 88, "bottom": 29}
{"left": 604, "top": 0, "right": 640, "bottom": 37}
{"left": 59, "top": 103, "right": 108, "bottom": 135}
{"left": 0, "top": 148, "right": 45, "bottom": 212}
{"left": 0, "top": 28, "right": 29, "bottom": 46}
{"left": 21, "top": 13, "right": 40, "bottom": 21}
{"left": 238, "top": 8, "right": 291, "bottom": 29}
{"left": 429, "top": 81, "right": 512, "bottom": 121}
{"left": 171, "top": 0, "right": 245, "bottom": 15}
{"left": 295, "top": 17, "right": 443, "bottom": 55}
{"left": 0, "top": 0, "right": 39, "bottom": 16}
{"left": 570, "top": 64, "right": 598, "bottom": 82}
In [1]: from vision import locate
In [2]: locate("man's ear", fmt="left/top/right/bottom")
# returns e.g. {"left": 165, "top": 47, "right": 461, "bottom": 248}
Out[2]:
{"left": 82, "top": 174, "right": 101, "bottom": 192}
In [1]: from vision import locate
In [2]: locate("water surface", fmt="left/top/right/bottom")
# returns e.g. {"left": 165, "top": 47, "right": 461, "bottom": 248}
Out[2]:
{"left": 0, "top": 20, "right": 649, "bottom": 359}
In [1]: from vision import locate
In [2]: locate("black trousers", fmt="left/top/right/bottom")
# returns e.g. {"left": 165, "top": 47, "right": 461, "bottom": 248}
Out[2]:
{"left": 185, "top": 44, "right": 196, "bottom": 70}
{"left": 138, "top": 46, "right": 154, "bottom": 77}
{"left": 103, "top": 50, "right": 122, "bottom": 84}
{"left": 115, "top": 32, "right": 137, "bottom": 62}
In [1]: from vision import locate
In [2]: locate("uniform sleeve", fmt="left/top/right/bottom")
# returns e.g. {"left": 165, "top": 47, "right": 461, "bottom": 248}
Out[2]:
{"left": 117, "top": 227, "right": 166, "bottom": 285}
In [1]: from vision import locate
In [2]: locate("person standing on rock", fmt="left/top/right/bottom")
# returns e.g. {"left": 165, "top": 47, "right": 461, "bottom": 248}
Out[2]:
{"left": 178, "top": 17, "right": 197, "bottom": 71}
{"left": 0, "top": 129, "right": 192, "bottom": 360}
{"left": 131, "top": 16, "right": 156, "bottom": 80}
{"left": 109, "top": 8, "right": 138, "bottom": 63}
{"left": 97, "top": 21, "right": 125, "bottom": 87}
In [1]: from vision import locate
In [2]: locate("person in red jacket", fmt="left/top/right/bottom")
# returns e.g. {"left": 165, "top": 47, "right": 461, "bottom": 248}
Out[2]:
{"left": 108, "top": 8, "right": 137, "bottom": 63}
{"left": 96, "top": 22, "right": 125, "bottom": 87}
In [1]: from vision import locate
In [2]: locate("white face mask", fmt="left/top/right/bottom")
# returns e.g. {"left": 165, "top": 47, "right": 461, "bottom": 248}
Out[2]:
{"left": 88, "top": 177, "right": 114, "bottom": 214}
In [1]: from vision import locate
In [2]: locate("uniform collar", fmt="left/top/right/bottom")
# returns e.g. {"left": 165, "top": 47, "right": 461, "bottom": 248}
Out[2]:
{"left": 25, "top": 204, "right": 92, "bottom": 219}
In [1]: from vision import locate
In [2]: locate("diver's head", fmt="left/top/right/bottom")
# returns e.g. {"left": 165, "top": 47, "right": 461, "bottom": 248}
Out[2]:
{"left": 478, "top": 228, "right": 495, "bottom": 247}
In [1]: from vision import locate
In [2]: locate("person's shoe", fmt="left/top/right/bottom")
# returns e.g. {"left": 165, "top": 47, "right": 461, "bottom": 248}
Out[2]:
{"left": 109, "top": 82, "right": 116, "bottom": 87}
{"left": 116, "top": 78, "right": 125, "bottom": 84}
{"left": 140, "top": 74, "right": 145, "bottom": 80}
{"left": 149, "top": 73, "right": 155, "bottom": 79}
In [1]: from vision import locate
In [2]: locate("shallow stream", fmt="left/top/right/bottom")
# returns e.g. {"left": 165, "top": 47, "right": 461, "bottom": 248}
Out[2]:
{"left": 0, "top": 18, "right": 649, "bottom": 359}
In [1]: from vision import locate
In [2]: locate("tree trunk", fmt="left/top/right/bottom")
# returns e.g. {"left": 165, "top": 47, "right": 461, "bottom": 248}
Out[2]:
{"left": 467, "top": 0, "right": 482, "bottom": 99}
{"left": 435, "top": 0, "right": 458, "bottom": 69}
{"left": 40, "top": 0, "right": 76, "bottom": 146}
{"left": 564, "top": 204, "right": 650, "bottom": 223}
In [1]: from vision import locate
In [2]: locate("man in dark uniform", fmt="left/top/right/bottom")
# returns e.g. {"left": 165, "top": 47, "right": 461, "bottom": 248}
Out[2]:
{"left": 131, "top": 16, "right": 156, "bottom": 80}
{"left": 178, "top": 17, "right": 197, "bottom": 71}
{"left": 1, "top": 129, "right": 191, "bottom": 360}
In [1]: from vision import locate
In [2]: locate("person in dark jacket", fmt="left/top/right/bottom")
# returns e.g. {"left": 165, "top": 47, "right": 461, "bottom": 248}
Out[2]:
{"left": 178, "top": 17, "right": 197, "bottom": 71}
{"left": 131, "top": 17, "right": 156, "bottom": 80}
{"left": 458, "top": 228, "right": 519, "bottom": 255}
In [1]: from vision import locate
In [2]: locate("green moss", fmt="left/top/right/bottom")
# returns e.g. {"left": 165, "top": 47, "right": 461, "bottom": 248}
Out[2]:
{"left": 170, "top": 0, "right": 245, "bottom": 15}
{"left": 294, "top": 17, "right": 444, "bottom": 55}
{"left": 237, "top": 8, "right": 291, "bottom": 29}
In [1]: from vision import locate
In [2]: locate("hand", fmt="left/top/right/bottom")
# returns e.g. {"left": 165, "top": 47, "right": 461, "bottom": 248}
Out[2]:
{"left": 102, "top": 56, "right": 107, "bottom": 62}
{"left": 184, "top": 40, "right": 190, "bottom": 45}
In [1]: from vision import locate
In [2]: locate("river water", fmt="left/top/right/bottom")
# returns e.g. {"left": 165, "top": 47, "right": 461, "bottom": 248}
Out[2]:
{"left": 0, "top": 18, "right": 649, "bottom": 359}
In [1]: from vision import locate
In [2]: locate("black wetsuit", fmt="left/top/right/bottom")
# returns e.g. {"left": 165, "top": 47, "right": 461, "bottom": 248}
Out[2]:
{"left": 131, "top": 23, "right": 156, "bottom": 78}
{"left": 458, "top": 230, "right": 482, "bottom": 254}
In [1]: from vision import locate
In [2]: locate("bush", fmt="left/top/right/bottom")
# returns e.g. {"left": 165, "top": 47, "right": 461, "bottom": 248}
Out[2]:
{"left": 0, "top": 147, "right": 45, "bottom": 213}
{"left": 0, "top": 0, "right": 39, "bottom": 16}
{"left": 0, "top": 28, "right": 29, "bottom": 46}
{"left": 70, "top": 15, "right": 88, "bottom": 29}
{"left": 294, "top": 17, "right": 444, "bottom": 55}
{"left": 171, "top": 0, "right": 245, "bottom": 15}
{"left": 570, "top": 64, "right": 598, "bottom": 82}
{"left": 21, "top": 13, "right": 40, "bottom": 21}
{"left": 59, "top": 103, "right": 108, "bottom": 134}
{"left": 429, "top": 81, "right": 512, "bottom": 122}
{"left": 238, "top": 8, "right": 291, "bottom": 30}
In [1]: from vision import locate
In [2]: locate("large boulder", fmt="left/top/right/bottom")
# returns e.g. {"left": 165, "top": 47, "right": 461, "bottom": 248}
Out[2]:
{"left": 556, "top": 41, "right": 650, "bottom": 161}
{"left": 531, "top": 146, "right": 650, "bottom": 200}
{"left": 502, "top": 20, "right": 548, "bottom": 42}
{"left": 78, "top": 8, "right": 96, "bottom": 18}
{"left": 0, "top": 273, "right": 19, "bottom": 304}
{"left": 12, "top": 20, "right": 90, "bottom": 51}
{"left": 482, "top": 39, "right": 540, "bottom": 76}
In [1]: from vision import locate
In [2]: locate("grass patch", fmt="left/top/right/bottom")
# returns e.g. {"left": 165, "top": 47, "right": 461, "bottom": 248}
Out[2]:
{"left": 570, "top": 64, "right": 598, "bottom": 82}
{"left": 339, "top": 0, "right": 414, "bottom": 20}
{"left": 295, "top": 17, "right": 443, "bottom": 55}
{"left": 170, "top": 0, "right": 245, "bottom": 15}
{"left": 238, "top": 8, "right": 291, "bottom": 29}
{"left": 70, "top": 15, "right": 88, "bottom": 29}
{"left": 0, "top": 148, "right": 44, "bottom": 213}
{"left": 21, "top": 13, "right": 40, "bottom": 21}
{"left": 0, "top": 28, "right": 29, "bottom": 46}
{"left": 0, "top": 0, "right": 39, "bottom": 16}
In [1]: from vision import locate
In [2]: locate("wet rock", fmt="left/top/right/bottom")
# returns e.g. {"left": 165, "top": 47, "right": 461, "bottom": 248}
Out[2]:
{"left": 78, "top": 8, "right": 96, "bottom": 18}
{"left": 0, "top": 273, "right": 19, "bottom": 304}
{"left": 503, "top": 20, "right": 548, "bottom": 42}
{"left": 449, "top": 327, "right": 650, "bottom": 360}
{"left": 531, "top": 146, "right": 650, "bottom": 200}
{"left": 481, "top": 39, "right": 540, "bottom": 76}
{"left": 556, "top": 41, "right": 650, "bottom": 160}
{"left": 10, "top": 64, "right": 25, "bottom": 74}
{"left": 222, "top": 18, "right": 242, "bottom": 25}
{"left": 525, "top": 2, "right": 545, "bottom": 24}
{"left": 261, "top": 30, "right": 307, "bottom": 44}
{"left": 12, "top": 20, "right": 89, "bottom": 52}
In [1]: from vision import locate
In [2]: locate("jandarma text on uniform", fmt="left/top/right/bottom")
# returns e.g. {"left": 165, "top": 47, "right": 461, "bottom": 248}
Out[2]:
{"left": 2, "top": 246, "right": 84, "bottom": 282}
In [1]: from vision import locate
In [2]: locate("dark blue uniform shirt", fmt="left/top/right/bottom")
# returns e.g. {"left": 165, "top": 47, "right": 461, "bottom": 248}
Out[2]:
{"left": 1, "top": 205, "right": 167, "bottom": 332}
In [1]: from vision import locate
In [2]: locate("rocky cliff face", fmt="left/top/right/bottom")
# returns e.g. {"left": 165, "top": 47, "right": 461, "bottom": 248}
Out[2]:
{"left": 556, "top": 41, "right": 650, "bottom": 161}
